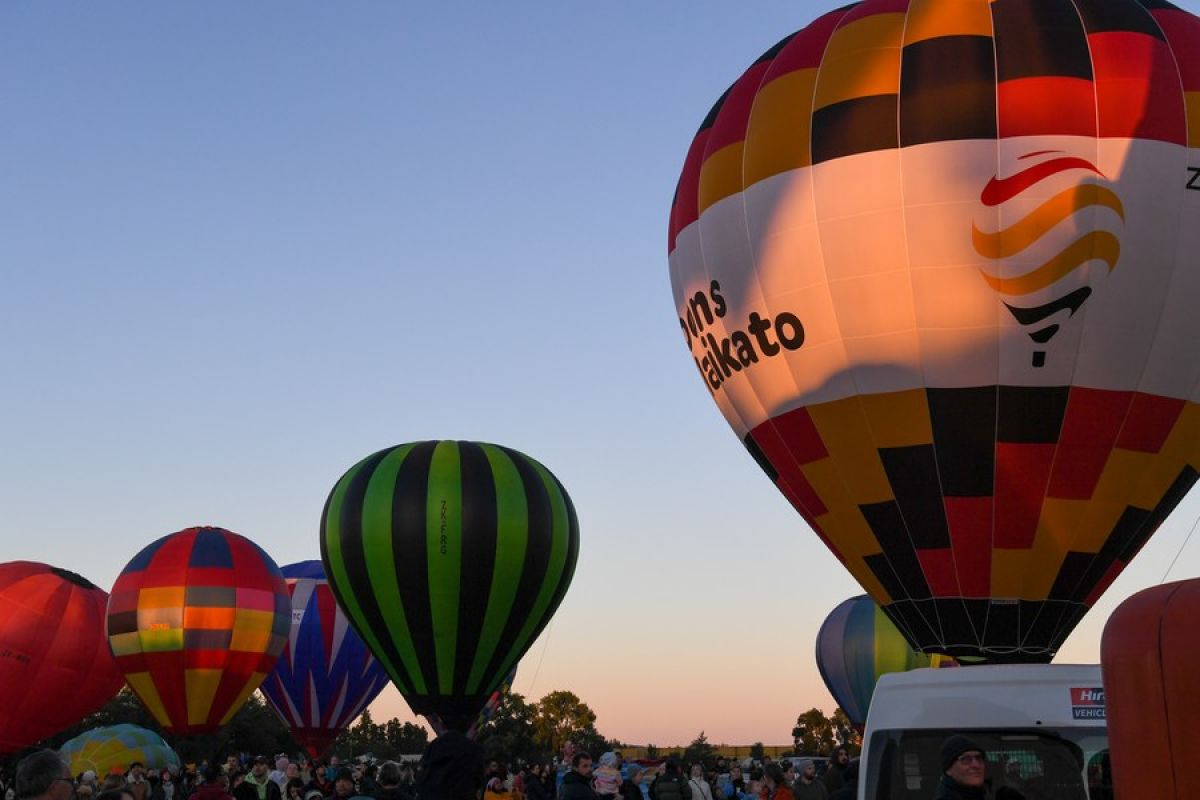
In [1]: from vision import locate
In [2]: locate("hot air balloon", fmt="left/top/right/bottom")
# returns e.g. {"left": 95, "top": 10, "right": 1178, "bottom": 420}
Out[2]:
{"left": 668, "top": 0, "right": 1200, "bottom": 663}
{"left": 106, "top": 527, "right": 291, "bottom": 736}
{"left": 321, "top": 440, "right": 579, "bottom": 733}
{"left": 0, "top": 562, "right": 127, "bottom": 754}
{"left": 259, "top": 561, "right": 390, "bottom": 758}
{"left": 59, "top": 724, "right": 180, "bottom": 777}
{"left": 816, "top": 595, "right": 957, "bottom": 729}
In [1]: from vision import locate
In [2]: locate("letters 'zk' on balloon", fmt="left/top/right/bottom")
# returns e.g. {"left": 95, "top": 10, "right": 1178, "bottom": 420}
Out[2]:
{"left": 0, "top": 562, "right": 127, "bottom": 754}
{"left": 321, "top": 440, "right": 579, "bottom": 733}
{"left": 106, "top": 527, "right": 291, "bottom": 736}
{"left": 259, "top": 561, "right": 391, "bottom": 758}
{"left": 669, "top": 0, "right": 1200, "bottom": 662}
{"left": 816, "top": 595, "right": 957, "bottom": 729}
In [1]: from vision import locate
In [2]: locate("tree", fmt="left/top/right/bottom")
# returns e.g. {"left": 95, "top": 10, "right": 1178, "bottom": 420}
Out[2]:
{"left": 682, "top": 731, "right": 717, "bottom": 767}
{"left": 791, "top": 708, "right": 836, "bottom": 755}
{"left": 477, "top": 692, "right": 544, "bottom": 765}
{"left": 531, "top": 691, "right": 597, "bottom": 757}
{"left": 831, "top": 709, "right": 861, "bottom": 754}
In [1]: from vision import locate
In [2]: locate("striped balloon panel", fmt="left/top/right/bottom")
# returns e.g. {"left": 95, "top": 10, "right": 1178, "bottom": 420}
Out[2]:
{"left": 0, "top": 563, "right": 126, "bottom": 754}
{"left": 321, "top": 440, "right": 579, "bottom": 729}
{"left": 59, "top": 724, "right": 180, "bottom": 776}
{"left": 106, "top": 527, "right": 290, "bottom": 734}
{"left": 668, "top": 0, "right": 1200, "bottom": 663}
{"left": 259, "top": 561, "right": 390, "bottom": 757}
{"left": 815, "top": 594, "right": 943, "bottom": 726}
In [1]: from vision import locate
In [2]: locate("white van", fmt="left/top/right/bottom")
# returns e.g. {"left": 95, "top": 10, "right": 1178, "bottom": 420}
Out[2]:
{"left": 858, "top": 664, "right": 1111, "bottom": 800}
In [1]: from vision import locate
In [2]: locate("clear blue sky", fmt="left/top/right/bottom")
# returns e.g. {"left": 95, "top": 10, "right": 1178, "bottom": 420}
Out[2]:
{"left": 3, "top": 2, "right": 1199, "bottom": 747}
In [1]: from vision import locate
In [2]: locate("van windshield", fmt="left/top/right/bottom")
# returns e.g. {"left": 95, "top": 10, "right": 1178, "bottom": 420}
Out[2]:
{"left": 863, "top": 728, "right": 1112, "bottom": 800}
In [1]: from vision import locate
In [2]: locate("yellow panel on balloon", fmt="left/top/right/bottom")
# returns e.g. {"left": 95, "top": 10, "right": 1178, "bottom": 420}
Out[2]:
{"left": 1021, "top": 499, "right": 1090, "bottom": 598}
{"left": 138, "top": 586, "right": 185, "bottom": 610}
{"left": 808, "top": 398, "right": 895, "bottom": 505}
{"left": 108, "top": 631, "right": 143, "bottom": 657}
{"left": 185, "top": 669, "right": 222, "bottom": 726}
{"left": 139, "top": 628, "right": 184, "bottom": 654}
{"left": 902, "top": 0, "right": 993, "bottom": 45}
{"left": 813, "top": 15, "right": 904, "bottom": 110}
{"left": 744, "top": 68, "right": 819, "bottom": 184}
{"left": 219, "top": 672, "right": 264, "bottom": 725}
{"left": 698, "top": 142, "right": 745, "bottom": 214}
{"left": 857, "top": 388, "right": 934, "bottom": 448}
{"left": 125, "top": 672, "right": 170, "bottom": 725}
{"left": 1187, "top": 93, "right": 1200, "bottom": 148}
{"left": 813, "top": 503, "right": 883, "bottom": 567}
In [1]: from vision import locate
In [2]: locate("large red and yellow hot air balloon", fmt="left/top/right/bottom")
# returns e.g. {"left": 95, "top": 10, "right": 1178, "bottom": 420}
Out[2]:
{"left": 669, "top": 0, "right": 1200, "bottom": 663}
{"left": 106, "top": 527, "right": 290, "bottom": 736}
{"left": 0, "top": 562, "right": 126, "bottom": 754}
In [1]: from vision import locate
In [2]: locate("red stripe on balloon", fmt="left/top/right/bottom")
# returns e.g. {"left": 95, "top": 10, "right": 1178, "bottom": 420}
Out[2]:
{"left": 996, "top": 77, "right": 1097, "bottom": 141}
{"left": 980, "top": 154, "right": 1102, "bottom": 206}
{"left": 1089, "top": 32, "right": 1186, "bottom": 144}
{"left": 994, "top": 443, "right": 1055, "bottom": 549}
{"left": 1116, "top": 394, "right": 1186, "bottom": 453}
{"left": 944, "top": 497, "right": 992, "bottom": 598}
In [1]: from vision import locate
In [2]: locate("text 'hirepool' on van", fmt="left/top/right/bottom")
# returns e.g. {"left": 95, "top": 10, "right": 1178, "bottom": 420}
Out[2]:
{"left": 858, "top": 664, "right": 1111, "bottom": 800}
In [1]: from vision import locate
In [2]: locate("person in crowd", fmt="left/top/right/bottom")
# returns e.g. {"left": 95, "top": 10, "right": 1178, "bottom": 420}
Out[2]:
{"left": 222, "top": 762, "right": 239, "bottom": 781}
{"left": 934, "top": 737, "right": 986, "bottom": 800}
{"left": 356, "top": 768, "right": 375, "bottom": 799}
{"left": 717, "top": 765, "right": 744, "bottom": 800}
{"left": 826, "top": 761, "right": 857, "bottom": 800}
{"left": 235, "top": 759, "right": 280, "bottom": 800}
{"left": 323, "top": 770, "right": 357, "bottom": 800}
{"left": 189, "top": 768, "right": 234, "bottom": 800}
{"left": 788, "top": 761, "right": 824, "bottom": 800}
{"left": 14, "top": 751, "right": 74, "bottom": 800}
{"left": 592, "top": 754, "right": 621, "bottom": 800}
{"left": 303, "top": 770, "right": 329, "bottom": 800}
{"left": 76, "top": 788, "right": 93, "bottom": 800}
{"left": 284, "top": 781, "right": 304, "bottom": 800}
{"left": 518, "top": 766, "right": 544, "bottom": 800}
{"left": 371, "top": 763, "right": 408, "bottom": 800}
{"left": 619, "top": 766, "right": 644, "bottom": 800}
{"left": 126, "top": 764, "right": 149, "bottom": 800}
{"left": 558, "top": 753, "right": 595, "bottom": 800}
{"left": 648, "top": 760, "right": 690, "bottom": 800}
{"left": 761, "top": 767, "right": 791, "bottom": 800}
{"left": 820, "top": 751, "right": 848, "bottom": 796}
{"left": 268, "top": 763, "right": 288, "bottom": 793}
{"left": 414, "top": 730, "right": 485, "bottom": 800}
{"left": 99, "top": 777, "right": 125, "bottom": 796}
{"left": 685, "top": 766, "right": 711, "bottom": 800}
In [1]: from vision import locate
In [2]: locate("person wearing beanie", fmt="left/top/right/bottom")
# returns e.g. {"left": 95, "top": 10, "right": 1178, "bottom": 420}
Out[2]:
{"left": 790, "top": 760, "right": 826, "bottom": 800}
{"left": 934, "top": 736, "right": 987, "bottom": 800}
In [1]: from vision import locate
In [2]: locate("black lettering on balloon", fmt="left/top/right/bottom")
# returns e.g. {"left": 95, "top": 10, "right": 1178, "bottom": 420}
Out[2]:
{"left": 731, "top": 331, "right": 759, "bottom": 367}
{"left": 710, "top": 280, "right": 727, "bottom": 318}
{"left": 775, "top": 312, "right": 805, "bottom": 350}
{"left": 747, "top": 312, "right": 780, "bottom": 357}
{"left": 1188, "top": 167, "right": 1200, "bottom": 191}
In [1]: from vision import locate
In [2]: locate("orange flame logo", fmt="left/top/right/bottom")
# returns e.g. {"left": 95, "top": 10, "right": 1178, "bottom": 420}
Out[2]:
{"left": 973, "top": 152, "right": 1125, "bottom": 367}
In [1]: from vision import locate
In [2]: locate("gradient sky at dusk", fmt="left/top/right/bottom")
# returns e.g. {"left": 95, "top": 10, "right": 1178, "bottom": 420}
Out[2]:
{"left": 4, "top": 1, "right": 1200, "bottom": 747}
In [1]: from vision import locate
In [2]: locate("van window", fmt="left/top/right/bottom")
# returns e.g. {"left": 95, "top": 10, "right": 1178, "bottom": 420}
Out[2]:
{"left": 863, "top": 728, "right": 1112, "bottom": 800}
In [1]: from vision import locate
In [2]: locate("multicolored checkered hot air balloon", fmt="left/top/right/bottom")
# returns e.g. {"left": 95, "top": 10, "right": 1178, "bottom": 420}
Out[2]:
{"left": 816, "top": 595, "right": 958, "bottom": 730}
{"left": 106, "top": 527, "right": 290, "bottom": 736}
{"left": 59, "top": 724, "right": 180, "bottom": 777}
{"left": 259, "top": 561, "right": 390, "bottom": 758}
{"left": 668, "top": 0, "right": 1200, "bottom": 663}
{"left": 0, "top": 562, "right": 127, "bottom": 754}
{"left": 321, "top": 440, "right": 579, "bottom": 733}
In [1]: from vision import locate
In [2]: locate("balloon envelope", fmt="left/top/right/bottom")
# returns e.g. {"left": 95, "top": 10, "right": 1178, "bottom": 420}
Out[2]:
{"left": 60, "top": 724, "right": 180, "bottom": 777}
{"left": 0, "top": 562, "right": 126, "bottom": 754}
{"left": 816, "top": 595, "right": 957, "bottom": 727}
{"left": 106, "top": 527, "right": 291, "bottom": 736}
{"left": 321, "top": 440, "right": 579, "bottom": 732}
{"left": 668, "top": 0, "right": 1200, "bottom": 662}
{"left": 259, "top": 561, "right": 390, "bottom": 758}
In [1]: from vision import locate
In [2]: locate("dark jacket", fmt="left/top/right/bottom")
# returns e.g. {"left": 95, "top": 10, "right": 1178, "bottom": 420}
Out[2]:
{"left": 524, "top": 775, "right": 548, "bottom": 800}
{"left": 190, "top": 785, "right": 236, "bottom": 800}
{"left": 374, "top": 786, "right": 413, "bottom": 800}
{"left": 234, "top": 779, "right": 282, "bottom": 800}
{"left": 820, "top": 765, "right": 845, "bottom": 795}
{"left": 932, "top": 774, "right": 986, "bottom": 800}
{"left": 619, "top": 778, "right": 643, "bottom": 800}
{"left": 558, "top": 771, "right": 596, "bottom": 800}
{"left": 648, "top": 775, "right": 690, "bottom": 800}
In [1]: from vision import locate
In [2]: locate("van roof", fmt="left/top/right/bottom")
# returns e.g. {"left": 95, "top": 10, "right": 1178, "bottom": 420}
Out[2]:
{"left": 865, "top": 664, "right": 1106, "bottom": 731}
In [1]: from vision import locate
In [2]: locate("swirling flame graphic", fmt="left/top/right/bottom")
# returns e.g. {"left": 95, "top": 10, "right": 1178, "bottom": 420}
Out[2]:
{"left": 973, "top": 152, "right": 1125, "bottom": 367}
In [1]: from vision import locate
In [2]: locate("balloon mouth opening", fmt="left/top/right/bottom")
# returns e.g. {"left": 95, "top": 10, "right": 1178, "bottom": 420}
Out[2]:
{"left": 50, "top": 566, "right": 98, "bottom": 590}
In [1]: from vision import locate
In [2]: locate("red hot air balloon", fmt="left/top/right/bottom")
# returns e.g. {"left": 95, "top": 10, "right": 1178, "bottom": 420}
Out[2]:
{"left": 106, "top": 527, "right": 291, "bottom": 736}
{"left": 668, "top": 0, "right": 1200, "bottom": 663}
{"left": 0, "top": 562, "right": 127, "bottom": 754}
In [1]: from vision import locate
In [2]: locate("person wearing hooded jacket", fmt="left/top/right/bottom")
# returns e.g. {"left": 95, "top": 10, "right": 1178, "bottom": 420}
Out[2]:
{"left": 933, "top": 736, "right": 987, "bottom": 800}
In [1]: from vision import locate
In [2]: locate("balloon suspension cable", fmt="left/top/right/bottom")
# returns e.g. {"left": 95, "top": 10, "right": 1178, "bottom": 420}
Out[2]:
{"left": 1160, "top": 508, "right": 1200, "bottom": 584}
{"left": 524, "top": 619, "right": 556, "bottom": 699}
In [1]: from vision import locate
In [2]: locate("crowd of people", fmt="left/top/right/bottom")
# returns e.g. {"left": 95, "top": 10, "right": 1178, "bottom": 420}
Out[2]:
{"left": 0, "top": 735, "right": 1000, "bottom": 800}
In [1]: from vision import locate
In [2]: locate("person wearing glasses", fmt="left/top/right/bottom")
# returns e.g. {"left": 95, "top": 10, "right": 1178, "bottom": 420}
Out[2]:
{"left": 13, "top": 751, "right": 74, "bottom": 800}
{"left": 935, "top": 737, "right": 987, "bottom": 800}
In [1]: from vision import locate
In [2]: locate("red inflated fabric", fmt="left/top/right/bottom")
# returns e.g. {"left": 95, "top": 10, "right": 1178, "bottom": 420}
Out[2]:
{"left": 0, "top": 562, "right": 126, "bottom": 754}
{"left": 1101, "top": 578, "right": 1200, "bottom": 800}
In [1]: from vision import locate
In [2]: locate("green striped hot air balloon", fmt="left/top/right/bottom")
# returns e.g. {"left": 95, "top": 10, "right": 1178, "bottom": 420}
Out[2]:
{"left": 320, "top": 440, "right": 579, "bottom": 733}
